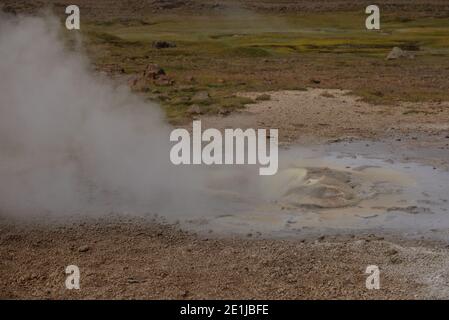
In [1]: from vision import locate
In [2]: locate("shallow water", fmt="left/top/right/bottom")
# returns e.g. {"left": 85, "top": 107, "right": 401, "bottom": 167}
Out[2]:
{"left": 178, "top": 140, "right": 449, "bottom": 240}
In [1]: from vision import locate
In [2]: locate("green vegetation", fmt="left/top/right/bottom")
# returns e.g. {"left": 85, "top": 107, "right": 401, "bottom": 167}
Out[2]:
{"left": 70, "top": 12, "right": 449, "bottom": 122}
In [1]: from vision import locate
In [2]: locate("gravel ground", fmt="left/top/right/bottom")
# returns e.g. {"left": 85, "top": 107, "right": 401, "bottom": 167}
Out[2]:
{"left": 200, "top": 89, "right": 449, "bottom": 146}
{"left": 1, "top": 215, "right": 449, "bottom": 300}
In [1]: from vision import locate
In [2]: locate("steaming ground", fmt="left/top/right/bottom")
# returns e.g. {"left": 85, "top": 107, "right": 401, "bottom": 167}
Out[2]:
{"left": 2, "top": 14, "right": 449, "bottom": 299}
{"left": 182, "top": 141, "right": 449, "bottom": 242}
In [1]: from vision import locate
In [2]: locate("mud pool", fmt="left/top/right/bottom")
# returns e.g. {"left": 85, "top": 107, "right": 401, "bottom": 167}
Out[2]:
{"left": 177, "top": 140, "right": 449, "bottom": 241}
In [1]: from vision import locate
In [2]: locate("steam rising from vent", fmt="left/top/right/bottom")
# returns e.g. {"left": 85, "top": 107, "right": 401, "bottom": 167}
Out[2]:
{"left": 0, "top": 13, "right": 208, "bottom": 216}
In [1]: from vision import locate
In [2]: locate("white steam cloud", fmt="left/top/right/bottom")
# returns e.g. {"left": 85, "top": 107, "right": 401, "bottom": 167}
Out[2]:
{"left": 0, "top": 13, "right": 210, "bottom": 217}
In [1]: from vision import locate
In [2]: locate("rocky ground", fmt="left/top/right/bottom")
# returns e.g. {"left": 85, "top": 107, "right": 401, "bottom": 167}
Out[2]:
{"left": 2, "top": 87, "right": 449, "bottom": 299}
{"left": 200, "top": 89, "right": 449, "bottom": 146}
{"left": 1, "top": 215, "right": 449, "bottom": 300}
{"left": 1, "top": 88, "right": 449, "bottom": 299}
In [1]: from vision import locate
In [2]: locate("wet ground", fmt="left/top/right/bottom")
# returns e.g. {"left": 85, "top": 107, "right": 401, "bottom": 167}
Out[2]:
{"left": 179, "top": 138, "right": 449, "bottom": 242}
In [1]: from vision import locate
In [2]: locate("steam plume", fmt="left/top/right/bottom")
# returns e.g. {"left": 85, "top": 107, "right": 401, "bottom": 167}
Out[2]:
{"left": 0, "top": 13, "right": 206, "bottom": 217}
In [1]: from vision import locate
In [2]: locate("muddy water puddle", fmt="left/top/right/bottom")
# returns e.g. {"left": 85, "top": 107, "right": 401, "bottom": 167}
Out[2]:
{"left": 177, "top": 140, "right": 449, "bottom": 240}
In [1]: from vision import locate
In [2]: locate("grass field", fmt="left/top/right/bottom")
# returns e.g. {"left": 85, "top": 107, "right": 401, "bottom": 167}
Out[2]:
{"left": 69, "top": 11, "right": 449, "bottom": 122}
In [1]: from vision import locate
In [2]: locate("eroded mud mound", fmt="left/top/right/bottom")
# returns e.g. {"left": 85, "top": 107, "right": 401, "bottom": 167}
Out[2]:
{"left": 270, "top": 167, "right": 362, "bottom": 209}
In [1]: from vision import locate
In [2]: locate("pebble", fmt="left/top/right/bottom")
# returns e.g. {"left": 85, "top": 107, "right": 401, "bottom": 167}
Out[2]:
{"left": 78, "top": 245, "right": 90, "bottom": 253}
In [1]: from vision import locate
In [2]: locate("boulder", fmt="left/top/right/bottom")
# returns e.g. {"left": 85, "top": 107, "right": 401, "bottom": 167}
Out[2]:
{"left": 152, "top": 41, "right": 177, "bottom": 49}
{"left": 386, "top": 47, "right": 415, "bottom": 60}
{"left": 78, "top": 245, "right": 90, "bottom": 253}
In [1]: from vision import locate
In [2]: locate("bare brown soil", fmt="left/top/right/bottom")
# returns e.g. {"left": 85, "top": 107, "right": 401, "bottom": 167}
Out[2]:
{"left": 2, "top": 216, "right": 449, "bottom": 300}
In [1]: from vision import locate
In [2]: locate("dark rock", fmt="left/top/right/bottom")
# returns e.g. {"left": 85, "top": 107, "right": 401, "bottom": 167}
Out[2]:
{"left": 152, "top": 41, "right": 176, "bottom": 49}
